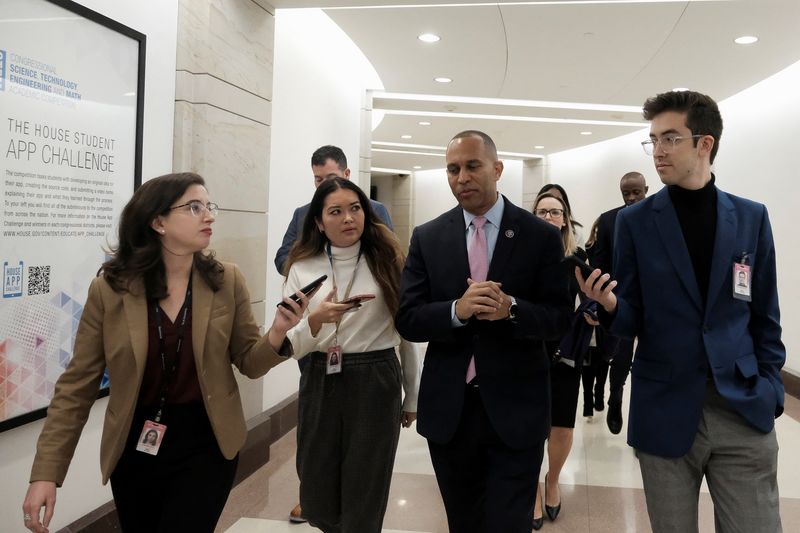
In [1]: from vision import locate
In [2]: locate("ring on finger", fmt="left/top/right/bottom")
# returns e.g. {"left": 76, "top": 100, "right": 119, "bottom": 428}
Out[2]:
{"left": 24, "top": 513, "right": 32, "bottom": 521}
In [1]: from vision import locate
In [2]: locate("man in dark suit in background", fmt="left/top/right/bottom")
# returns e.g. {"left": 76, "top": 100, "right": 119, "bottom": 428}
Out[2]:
{"left": 592, "top": 171, "right": 648, "bottom": 434}
{"left": 396, "top": 130, "right": 571, "bottom": 533}
{"left": 579, "top": 90, "right": 784, "bottom": 532}
{"left": 274, "top": 145, "right": 392, "bottom": 275}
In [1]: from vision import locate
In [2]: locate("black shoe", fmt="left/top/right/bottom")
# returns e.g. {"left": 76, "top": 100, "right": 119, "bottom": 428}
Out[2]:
{"left": 532, "top": 515, "right": 544, "bottom": 530}
{"left": 583, "top": 402, "right": 593, "bottom": 418}
{"left": 544, "top": 473, "right": 561, "bottom": 521}
{"left": 594, "top": 393, "right": 605, "bottom": 412}
{"left": 607, "top": 402, "right": 623, "bottom": 434}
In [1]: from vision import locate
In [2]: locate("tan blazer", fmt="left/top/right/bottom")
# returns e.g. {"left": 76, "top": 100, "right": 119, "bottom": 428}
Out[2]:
{"left": 30, "top": 262, "right": 286, "bottom": 486}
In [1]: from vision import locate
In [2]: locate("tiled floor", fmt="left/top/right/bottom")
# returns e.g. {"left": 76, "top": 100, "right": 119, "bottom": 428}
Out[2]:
{"left": 217, "top": 386, "right": 800, "bottom": 532}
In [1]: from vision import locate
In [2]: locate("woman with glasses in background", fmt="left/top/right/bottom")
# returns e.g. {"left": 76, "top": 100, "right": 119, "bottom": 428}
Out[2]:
{"left": 22, "top": 172, "right": 308, "bottom": 533}
{"left": 530, "top": 191, "right": 594, "bottom": 530}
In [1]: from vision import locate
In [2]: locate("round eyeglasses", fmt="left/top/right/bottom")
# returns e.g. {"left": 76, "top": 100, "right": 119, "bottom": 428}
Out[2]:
{"left": 169, "top": 201, "right": 219, "bottom": 217}
{"left": 641, "top": 134, "right": 703, "bottom": 156}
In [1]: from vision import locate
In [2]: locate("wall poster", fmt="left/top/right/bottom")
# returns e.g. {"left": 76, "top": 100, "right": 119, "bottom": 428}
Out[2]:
{"left": 0, "top": 0, "right": 145, "bottom": 432}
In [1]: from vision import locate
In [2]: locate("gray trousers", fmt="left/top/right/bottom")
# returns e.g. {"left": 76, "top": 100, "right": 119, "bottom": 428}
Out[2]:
{"left": 297, "top": 349, "right": 402, "bottom": 533}
{"left": 637, "top": 381, "right": 781, "bottom": 533}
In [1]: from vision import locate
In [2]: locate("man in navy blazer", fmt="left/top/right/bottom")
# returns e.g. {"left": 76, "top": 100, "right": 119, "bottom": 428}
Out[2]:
{"left": 396, "top": 130, "right": 572, "bottom": 533}
{"left": 579, "top": 91, "right": 784, "bottom": 532}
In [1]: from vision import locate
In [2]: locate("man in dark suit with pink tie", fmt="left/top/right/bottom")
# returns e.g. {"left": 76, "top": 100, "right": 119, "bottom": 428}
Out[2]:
{"left": 396, "top": 130, "right": 572, "bottom": 533}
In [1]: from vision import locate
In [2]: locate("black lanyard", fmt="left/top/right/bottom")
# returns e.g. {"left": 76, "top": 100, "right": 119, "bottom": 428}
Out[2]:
{"left": 152, "top": 277, "right": 192, "bottom": 423}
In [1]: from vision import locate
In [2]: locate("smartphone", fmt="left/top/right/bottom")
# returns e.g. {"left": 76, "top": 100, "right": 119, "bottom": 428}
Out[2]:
{"left": 561, "top": 254, "right": 594, "bottom": 279}
{"left": 339, "top": 294, "right": 376, "bottom": 306}
{"left": 278, "top": 274, "right": 328, "bottom": 308}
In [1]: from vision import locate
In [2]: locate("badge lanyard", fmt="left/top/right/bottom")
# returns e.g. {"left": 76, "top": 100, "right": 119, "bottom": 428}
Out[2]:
{"left": 732, "top": 252, "right": 752, "bottom": 302}
{"left": 136, "top": 276, "right": 192, "bottom": 455}
{"left": 325, "top": 243, "right": 362, "bottom": 374}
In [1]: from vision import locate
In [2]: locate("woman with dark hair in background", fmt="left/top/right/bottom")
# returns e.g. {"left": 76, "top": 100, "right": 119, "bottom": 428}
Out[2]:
{"left": 282, "top": 177, "right": 420, "bottom": 533}
{"left": 22, "top": 172, "right": 308, "bottom": 533}
{"left": 530, "top": 192, "right": 592, "bottom": 530}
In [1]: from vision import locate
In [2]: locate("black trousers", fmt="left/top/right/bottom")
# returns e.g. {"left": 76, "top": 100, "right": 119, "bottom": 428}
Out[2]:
{"left": 297, "top": 349, "right": 402, "bottom": 533}
{"left": 110, "top": 404, "right": 238, "bottom": 533}
{"left": 582, "top": 346, "right": 609, "bottom": 410}
{"left": 608, "top": 337, "right": 635, "bottom": 405}
{"left": 428, "top": 385, "right": 545, "bottom": 533}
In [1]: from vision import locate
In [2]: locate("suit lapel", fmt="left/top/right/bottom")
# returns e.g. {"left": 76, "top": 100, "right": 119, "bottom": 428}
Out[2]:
{"left": 705, "top": 191, "right": 737, "bottom": 317}
{"left": 191, "top": 268, "right": 214, "bottom": 374}
{"left": 122, "top": 278, "right": 149, "bottom": 376}
{"left": 446, "top": 206, "right": 471, "bottom": 282}
{"left": 652, "top": 190, "right": 703, "bottom": 311}
{"left": 487, "top": 197, "right": 518, "bottom": 281}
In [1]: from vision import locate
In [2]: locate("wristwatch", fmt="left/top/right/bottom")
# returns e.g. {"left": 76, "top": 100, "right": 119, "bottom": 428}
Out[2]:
{"left": 506, "top": 296, "right": 518, "bottom": 321}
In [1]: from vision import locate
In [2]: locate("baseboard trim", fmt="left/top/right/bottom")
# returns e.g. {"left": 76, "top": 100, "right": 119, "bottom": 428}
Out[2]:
{"left": 782, "top": 369, "right": 800, "bottom": 402}
{"left": 58, "top": 393, "right": 299, "bottom": 533}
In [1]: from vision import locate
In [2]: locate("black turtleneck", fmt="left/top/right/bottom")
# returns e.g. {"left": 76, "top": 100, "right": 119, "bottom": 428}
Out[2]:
{"left": 668, "top": 175, "right": 717, "bottom": 306}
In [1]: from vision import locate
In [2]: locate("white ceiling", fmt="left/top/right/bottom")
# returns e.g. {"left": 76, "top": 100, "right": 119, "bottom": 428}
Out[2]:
{"left": 271, "top": 0, "right": 800, "bottom": 172}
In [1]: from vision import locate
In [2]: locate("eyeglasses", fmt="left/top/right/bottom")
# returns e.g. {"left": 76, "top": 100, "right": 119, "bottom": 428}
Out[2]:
{"left": 169, "top": 201, "right": 219, "bottom": 217}
{"left": 641, "top": 134, "right": 704, "bottom": 155}
{"left": 534, "top": 208, "right": 564, "bottom": 219}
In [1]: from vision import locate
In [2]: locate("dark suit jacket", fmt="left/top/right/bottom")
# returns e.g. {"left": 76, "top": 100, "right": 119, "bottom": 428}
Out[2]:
{"left": 592, "top": 205, "right": 623, "bottom": 274}
{"left": 396, "top": 197, "right": 572, "bottom": 449}
{"left": 30, "top": 263, "right": 286, "bottom": 485}
{"left": 274, "top": 199, "right": 393, "bottom": 274}
{"left": 611, "top": 187, "right": 785, "bottom": 457}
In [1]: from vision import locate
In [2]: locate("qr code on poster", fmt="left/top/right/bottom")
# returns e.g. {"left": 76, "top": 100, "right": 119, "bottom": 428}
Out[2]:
{"left": 28, "top": 265, "right": 51, "bottom": 295}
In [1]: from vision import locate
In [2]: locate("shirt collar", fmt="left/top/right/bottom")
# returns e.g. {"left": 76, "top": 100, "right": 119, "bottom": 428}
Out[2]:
{"left": 463, "top": 194, "right": 504, "bottom": 230}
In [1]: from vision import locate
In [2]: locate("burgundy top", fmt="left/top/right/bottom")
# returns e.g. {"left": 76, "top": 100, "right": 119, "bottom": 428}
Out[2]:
{"left": 137, "top": 302, "right": 203, "bottom": 407}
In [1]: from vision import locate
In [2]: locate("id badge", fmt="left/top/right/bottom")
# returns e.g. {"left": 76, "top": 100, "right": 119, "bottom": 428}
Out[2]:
{"left": 326, "top": 345, "right": 343, "bottom": 375}
{"left": 732, "top": 262, "right": 752, "bottom": 302}
{"left": 136, "top": 420, "right": 167, "bottom": 455}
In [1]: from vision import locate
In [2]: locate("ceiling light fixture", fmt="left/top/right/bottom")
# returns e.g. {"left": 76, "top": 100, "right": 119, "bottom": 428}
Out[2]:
{"left": 374, "top": 91, "right": 641, "bottom": 114}
{"left": 371, "top": 142, "right": 544, "bottom": 160}
{"left": 384, "top": 110, "right": 642, "bottom": 127}
{"left": 401, "top": 135, "right": 412, "bottom": 139}
{"left": 734, "top": 35, "right": 758, "bottom": 45}
{"left": 434, "top": 77, "right": 452, "bottom": 83}
{"left": 418, "top": 33, "right": 440, "bottom": 43}
{"left": 418, "top": 121, "right": 432, "bottom": 126}
{"left": 672, "top": 87, "right": 689, "bottom": 92}
{"left": 580, "top": 131, "right": 593, "bottom": 135}
{"left": 534, "top": 145, "right": 545, "bottom": 149}
{"left": 413, "top": 166, "right": 422, "bottom": 169}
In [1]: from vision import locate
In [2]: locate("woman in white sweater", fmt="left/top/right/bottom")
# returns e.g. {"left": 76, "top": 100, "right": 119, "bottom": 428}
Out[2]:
{"left": 282, "top": 177, "right": 420, "bottom": 533}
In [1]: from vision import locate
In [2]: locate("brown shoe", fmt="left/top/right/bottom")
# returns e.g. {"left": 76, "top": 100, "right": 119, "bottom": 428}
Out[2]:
{"left": 289, "top": 503, "right": 307, "bottom": 523}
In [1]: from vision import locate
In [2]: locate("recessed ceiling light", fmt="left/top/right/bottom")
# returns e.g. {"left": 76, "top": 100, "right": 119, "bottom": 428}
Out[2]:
{"left": 434, "top": 77, "right": 452, "bottom": 84}
{"left": 734, "top": 35, "right": 758, "bottom": 45}
{"left": 413, "top": 166, "right": 422, "bottom": 169}
{"left": 418, "top": 33, "right": 440, "bottom": 43}
{"left": 401, "top": 135, "right": 412, "bottom": 139}
{"left": 672, "top": 87, "right": 689, "bottom": 92}
{"left": 124, "top": 92, "right": 136, "bottom": 96}
{"left": 418, "top": 121, "right": 431, "bottom": 126}
{"left": 534, "top": 145, "right": 544, "bottom": 149}
{"left": 580, "top": 131, "right": 593, "bottom": 136}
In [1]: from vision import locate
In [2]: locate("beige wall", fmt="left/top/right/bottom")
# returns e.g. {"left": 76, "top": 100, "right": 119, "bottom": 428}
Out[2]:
{"left": 173, "top": 0, "right": 275, "bottom": 420}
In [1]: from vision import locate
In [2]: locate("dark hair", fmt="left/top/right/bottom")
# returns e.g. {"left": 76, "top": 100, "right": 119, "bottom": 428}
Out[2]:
{"left": 642, "top": 90, "right": 723, "bottom": 164}
{"left": 311, "top": 145, "right": 348, "bottom": 169}
{"left": 537, "top": 183, "right": 583, "bottom": 228}
{"left": 100, "top": 172, "right": 224, "bottom": 298}
{"left": 284, "top": 178, "right": 404, "bottom": 314}
{"left": 449, "top": 130, "right": 498, "bottom": 159}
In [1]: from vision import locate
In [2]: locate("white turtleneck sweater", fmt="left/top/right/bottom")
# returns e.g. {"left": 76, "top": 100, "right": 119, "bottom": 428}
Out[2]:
{"left": 284, "top": 241, "right": 420, "bottom": 411}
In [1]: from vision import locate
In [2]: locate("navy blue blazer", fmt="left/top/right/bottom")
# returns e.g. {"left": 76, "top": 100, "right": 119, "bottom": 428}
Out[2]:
{"left": 610, "top": 186, "right": 784, "bottom": 457}
{"left": 396, "top": 197, "right": 572, "bottom": 449}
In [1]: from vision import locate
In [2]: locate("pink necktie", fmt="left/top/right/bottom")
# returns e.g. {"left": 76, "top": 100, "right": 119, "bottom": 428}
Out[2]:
{"left": 466, "top": 216, "right": 488, "bottom": 383}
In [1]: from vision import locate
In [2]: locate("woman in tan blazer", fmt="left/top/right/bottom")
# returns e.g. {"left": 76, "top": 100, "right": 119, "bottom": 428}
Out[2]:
{"left": 22, "top": 172, "right": 309, "bottom": 533}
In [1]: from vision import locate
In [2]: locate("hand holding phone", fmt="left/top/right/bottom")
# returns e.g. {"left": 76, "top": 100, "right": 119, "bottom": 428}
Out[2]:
{"left": 340, "top": 294, "right": 376, "bottom": 307}
{"left": 562, "top": 254, "right": 611, "bottom": 290}
{"left": 277, "top": 274, "right": 327, "bottom": 309}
